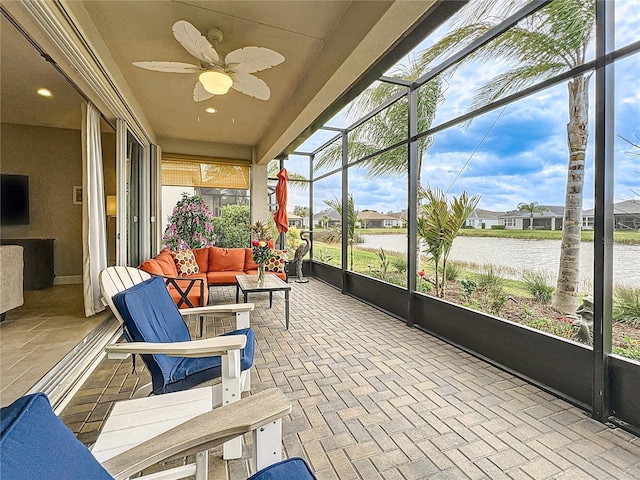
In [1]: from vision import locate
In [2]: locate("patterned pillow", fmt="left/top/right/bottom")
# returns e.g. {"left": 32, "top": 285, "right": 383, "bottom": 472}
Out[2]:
{"left": 171, "top": 249, "right": 200, "bottom": 277}
{"left": 265, "top": 249, "right": 287, "bottom": 273}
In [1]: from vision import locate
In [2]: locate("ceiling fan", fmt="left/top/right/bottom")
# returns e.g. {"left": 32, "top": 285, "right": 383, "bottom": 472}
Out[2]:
{"left": 133, "top": 20, "right": 284, "bottom": 101}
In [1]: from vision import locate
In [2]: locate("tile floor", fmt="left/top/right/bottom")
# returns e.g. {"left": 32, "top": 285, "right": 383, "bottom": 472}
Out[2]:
{"left": 58, "top": 279, "right": 640, "bottom": 480}
{"left": 0, "top": 284, "right": 110, "bottom": 407}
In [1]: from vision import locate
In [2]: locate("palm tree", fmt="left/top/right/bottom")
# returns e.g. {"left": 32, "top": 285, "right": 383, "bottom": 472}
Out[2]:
{"left": 314, "top": 56, "right": 444, "bottom": 274}
{"left": 324, "top": 195, "right": 358, "bottom": 271}
{"left": 314, "top": 55, "right": 444, "bottom": 188}
{"left": 267, "top": 162, "right": 308, "bottom": 189}
{"left": 424, "top": 0, "right": 595, "bottom": 313}
{"left": 418, "top": 186, "right": 480, "bottom": 298}
{"left": 517, "top": 202, "right": 549, "bottom": 230}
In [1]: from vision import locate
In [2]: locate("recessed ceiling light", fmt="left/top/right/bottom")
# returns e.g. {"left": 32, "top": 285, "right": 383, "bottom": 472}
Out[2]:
{"left": 205, "top": 107, "right": 217, "bottom": 114}
{"left": 37, "top": 88, "right": 53, "bottom": 98}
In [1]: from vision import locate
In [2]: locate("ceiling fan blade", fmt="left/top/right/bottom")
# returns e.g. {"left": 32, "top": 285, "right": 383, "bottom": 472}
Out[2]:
{"left": 231, "top": 72, "right": 271, "bottom": 100}
{"left": 172, "top": 20, "right": 219, "bottom": 65}
{"left": 193, "top": 81, "right": 215, "bottom": 102}
{"left": 225, "top": 47, "right": 284, "bottom": 74}
{"left": 133, "top": 61, "right": 202, "bottom": 73}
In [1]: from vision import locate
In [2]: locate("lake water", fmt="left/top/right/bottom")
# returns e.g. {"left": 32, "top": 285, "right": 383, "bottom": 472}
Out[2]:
{"left": 360, "top": 234, "right": 640, "bottom": 288}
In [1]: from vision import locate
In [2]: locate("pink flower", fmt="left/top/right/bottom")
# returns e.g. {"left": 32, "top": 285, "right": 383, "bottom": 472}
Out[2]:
{"left": 418, "top": 270, "right": 425, "bottom": 278}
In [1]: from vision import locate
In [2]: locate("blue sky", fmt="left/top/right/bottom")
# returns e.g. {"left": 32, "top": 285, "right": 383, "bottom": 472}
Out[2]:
{"left": 286, "top": 2, "right": 640, "bottom": 216}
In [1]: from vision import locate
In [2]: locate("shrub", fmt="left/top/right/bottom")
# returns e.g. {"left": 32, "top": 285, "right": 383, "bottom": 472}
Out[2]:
{"left": 445, "top": 263, "right": 461, "bottom": 281}
{"left": 476, "top": 264, "right": 503, "bottom": 292}
{"left": 376, "top": 248, "right": 390, "bottom": 280}
{"left": 391, "top": 255, "right": 407, "bottom": 274}
{"left": 210, "top": 204, "right": 250, "bottom": 248}
{"left": 613, "top": 285, "right": 640, "bottom": 325}
{"left": 526, "top": 317, "right": 573, "bottom": 338}
{"left": 523, "top": 274, "right": 555, "bottom": 303}
{"left": 315, "top": 248, "right": 333, "bottom": 263}
{"left": 487, "top": 288, "right": 508, "bottom": 315}
{"left": 460, "top": 278, "right": 477, "bottom": 301}
{"left": 491, "top": 225, "right": 505, "bottom": 230}
{"left": 417, "top": 279, "right": 432, "bottom": 293}
{"left": 613, "top": 336, "right": 640, "bottom": 361}
{"left": 163, "top": 193, "right": 216, "bottom": 249}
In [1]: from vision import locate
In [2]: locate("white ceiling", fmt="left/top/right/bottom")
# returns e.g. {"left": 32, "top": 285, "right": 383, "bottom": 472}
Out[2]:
{"left": 1, "top": 1, "right": 448, "bottom": 163}
{"left": 0, "top": 14, "right": 87, "bottom": 131}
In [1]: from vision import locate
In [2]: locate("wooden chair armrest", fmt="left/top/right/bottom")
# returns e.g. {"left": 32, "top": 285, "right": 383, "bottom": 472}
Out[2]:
{"left": 102, "top": 388, "right": 292, "bottom": 480}
{"left": 105, "top": 335, "right": 246, "bottom": 359}
{"left": 178, "top": 303, "right": 255, "bottom": 316}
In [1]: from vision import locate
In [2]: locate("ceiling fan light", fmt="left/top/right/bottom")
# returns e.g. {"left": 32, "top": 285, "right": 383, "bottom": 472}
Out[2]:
{"left": 199, "top": 71, "right": 233, "bottom": 95}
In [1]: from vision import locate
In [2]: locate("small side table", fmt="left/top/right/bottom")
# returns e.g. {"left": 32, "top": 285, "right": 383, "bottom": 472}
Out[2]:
{"left": 235, "top": 274, "right": 291, "bottom": 329}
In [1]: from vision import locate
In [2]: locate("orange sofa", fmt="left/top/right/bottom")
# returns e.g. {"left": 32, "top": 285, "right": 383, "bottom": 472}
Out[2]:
{"left": 139, "top": 247, "right": 287, "bottom": 308}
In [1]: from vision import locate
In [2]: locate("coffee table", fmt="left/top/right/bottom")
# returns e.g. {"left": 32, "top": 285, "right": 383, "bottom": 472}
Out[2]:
{"left": 235, "top": 274, "right": 291, "bottom": 329}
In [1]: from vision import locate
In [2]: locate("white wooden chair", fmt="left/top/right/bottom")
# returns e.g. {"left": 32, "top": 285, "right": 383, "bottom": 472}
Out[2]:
{"left": 99, "top": 266, "right": 256, "bottom": 459}
{"left": 1, "top": 388, "right": 304, "bottom": 480}
{"left": 100, "top": 266, "right": 251, "bottom": 337}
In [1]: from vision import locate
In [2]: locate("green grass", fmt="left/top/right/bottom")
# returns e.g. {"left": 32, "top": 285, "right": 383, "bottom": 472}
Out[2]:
{"left": 457, "top": 228, "right": 640, "bottom": 245}
{"left": 314, "top": 242, "right": 534, "bottom": 299}
{"left": 342, "top": 227, "right": 640, "bottom": 245}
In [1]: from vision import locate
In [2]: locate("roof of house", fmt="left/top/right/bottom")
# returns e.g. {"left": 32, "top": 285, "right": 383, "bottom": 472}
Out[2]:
{"left": 499, "top": 206, "right": 565, "bottom": 218}
{"left": 312, "top": 209, "right": 341, "bottom": 221}
{"left": 468, "top": 209, "right": 504, "bottom": 220}
{"left": 583, "top": 200, "right": 640, "bottom": 216}
{"left": 387, "top": 211, "right": 408, "bottom": 220}
{"left": 358, "top": 211, "right": 397, "bottom": 221}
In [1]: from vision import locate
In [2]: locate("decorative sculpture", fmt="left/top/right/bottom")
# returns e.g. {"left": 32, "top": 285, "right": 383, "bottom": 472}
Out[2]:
{"left": 293, "top": 231, "right": 311, "bottom": 283}
{"left": 573, "top": 295, "right": 594, "bottom": 346}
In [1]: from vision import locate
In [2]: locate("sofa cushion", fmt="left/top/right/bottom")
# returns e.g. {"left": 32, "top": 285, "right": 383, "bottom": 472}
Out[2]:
{"left": 265, "top": 249, "right": 287, "bottom": 273}
{"left": 207, "top": 271, "right": 245, "bottom": 285}
{"left": 248, "top": 457, "right": 316, "bottom": 480}
{"left": 156, "top": 249, "right": 179, "bottom": 277}
{"left": 139, "top": 258, "right": 164, "bottom": 276}
{"left": 192, "top": 247, "right": 210, "bottom": 273}
{"left": 209, "top": 247, "right": 245, "bottom": 272}
{"left": 244, "top": 248, "right": 260, "bottom": 271}
{"left": 171, "top": 249, "right": 199, "bottom": 277}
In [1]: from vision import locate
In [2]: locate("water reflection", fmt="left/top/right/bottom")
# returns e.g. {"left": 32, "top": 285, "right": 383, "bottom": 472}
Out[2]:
{"left": 360, "top": 234, "right": 640, "bottom": 288}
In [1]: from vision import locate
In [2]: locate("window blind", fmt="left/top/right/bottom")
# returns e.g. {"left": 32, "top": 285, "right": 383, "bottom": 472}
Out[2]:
{"left": 161, "top": 155, "right": 250, "bottom": 189}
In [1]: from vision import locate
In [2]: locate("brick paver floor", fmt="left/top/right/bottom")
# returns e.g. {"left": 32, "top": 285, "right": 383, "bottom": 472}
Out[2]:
{"left": 60, "top": 278, "right": 640, "bottom": 479}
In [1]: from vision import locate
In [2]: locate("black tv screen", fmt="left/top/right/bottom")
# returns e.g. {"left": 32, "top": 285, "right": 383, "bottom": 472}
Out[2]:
{"left": 1, "top": 174, "right": 30, "bottom": 225}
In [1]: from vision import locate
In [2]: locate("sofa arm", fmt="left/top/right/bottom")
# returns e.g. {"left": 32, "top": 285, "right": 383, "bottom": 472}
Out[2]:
{"left": 0, "top": 245, "right": 24, "bottom": 316}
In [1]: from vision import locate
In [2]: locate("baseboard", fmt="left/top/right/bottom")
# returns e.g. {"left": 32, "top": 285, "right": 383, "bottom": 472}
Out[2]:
{"left": 54, "top": 275, "right": 83, "bottom": 285}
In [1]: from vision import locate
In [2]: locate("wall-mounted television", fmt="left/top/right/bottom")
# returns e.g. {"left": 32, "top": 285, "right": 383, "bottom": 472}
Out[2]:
{"left": 1, "top": 174, "right": 30, "bottom": 225}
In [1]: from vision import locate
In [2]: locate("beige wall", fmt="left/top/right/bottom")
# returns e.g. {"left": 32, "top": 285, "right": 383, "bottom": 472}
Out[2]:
{"left": 1, "top": 123, "right": 116, "bottom": 280}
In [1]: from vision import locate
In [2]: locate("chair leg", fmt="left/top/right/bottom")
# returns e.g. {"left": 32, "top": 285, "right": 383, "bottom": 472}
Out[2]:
{"left": 222, "top": 350, "right": 243, "bottom": 460}
{"left": 253, "top": 418, "right": 283, "bottom": 472}
{"left": 236, "top": 310, "right": 250, "bottom": 330}
{"left": 198, "top": 315, "right": 204, "bottom": 338}
{"left": 195, "top": 450, "right": 208, "bottom": 480}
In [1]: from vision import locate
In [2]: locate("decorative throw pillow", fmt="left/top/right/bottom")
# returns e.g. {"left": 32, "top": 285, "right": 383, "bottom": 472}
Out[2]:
{"left": 265, "top": 249, "right": 287, "bottom": 273}
{"left": 171, "top": 249, "right": 200, "bottom": 277}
